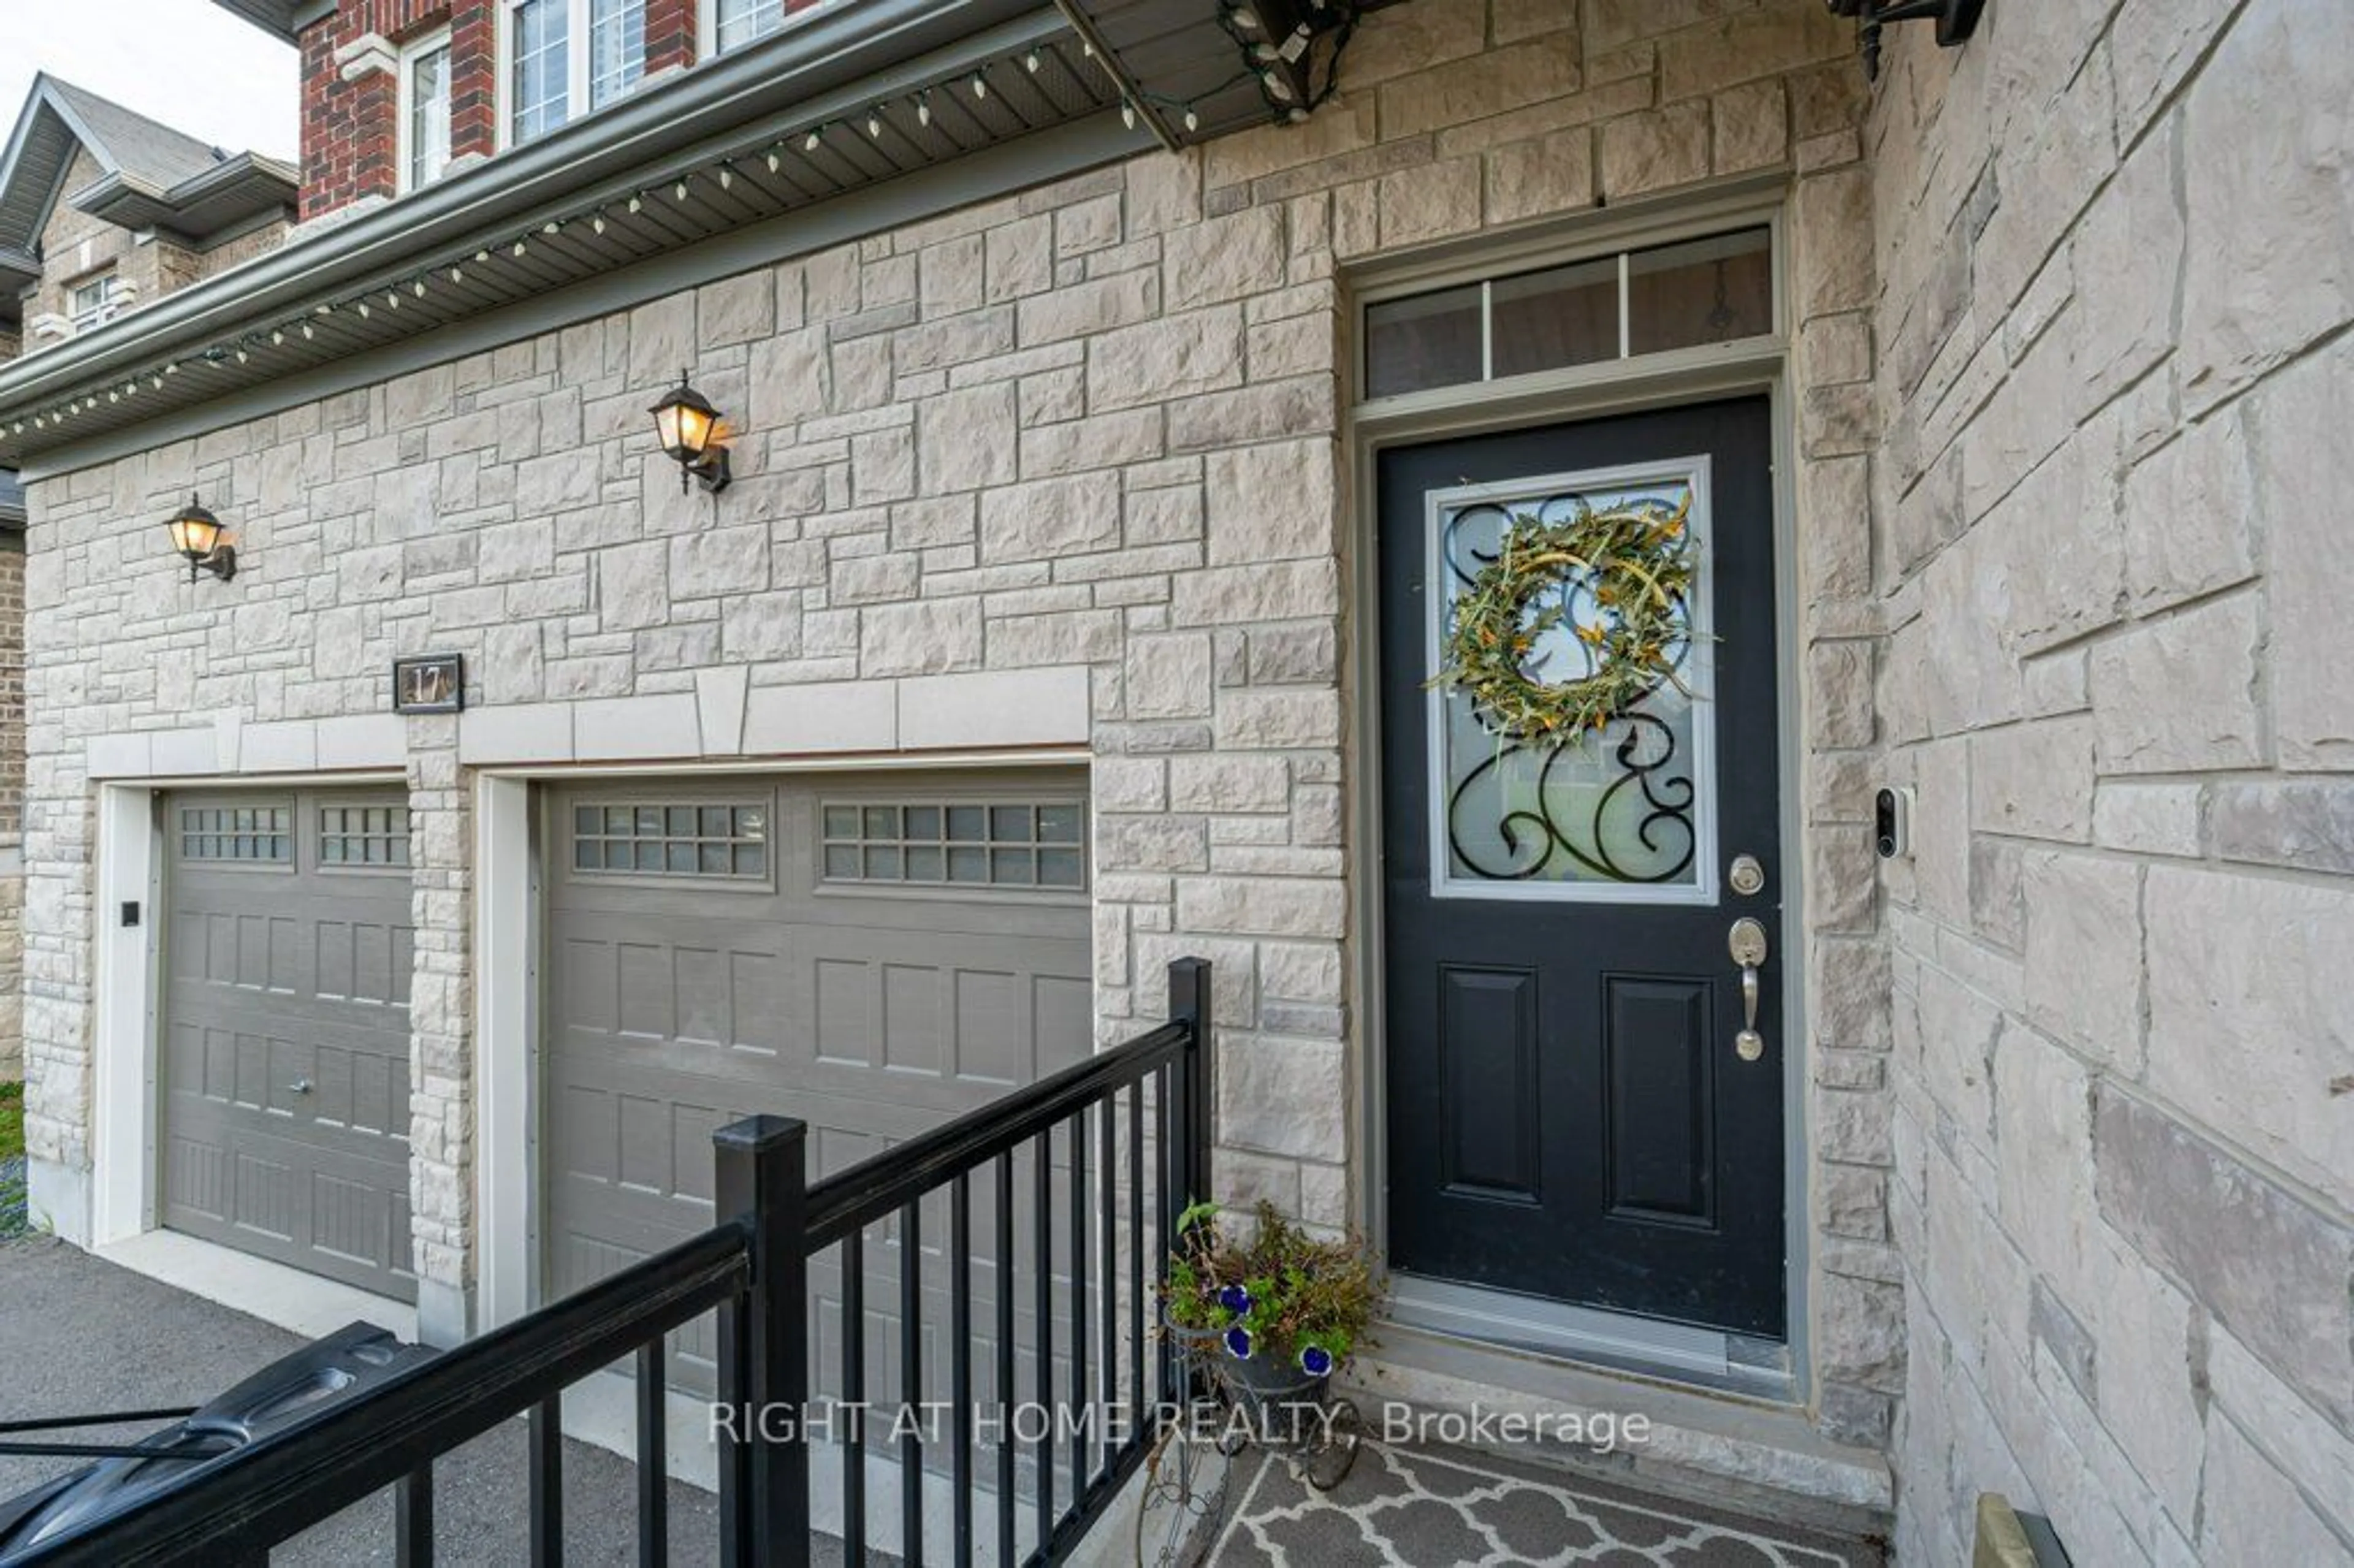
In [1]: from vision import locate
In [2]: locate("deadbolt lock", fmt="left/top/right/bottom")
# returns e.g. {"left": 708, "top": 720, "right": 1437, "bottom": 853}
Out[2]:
{"left": 1729, "top": 854, "right": 1766, "bottom": 897}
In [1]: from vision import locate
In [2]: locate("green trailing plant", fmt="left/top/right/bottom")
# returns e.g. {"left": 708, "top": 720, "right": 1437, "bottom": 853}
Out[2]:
{"left": 1430, "top": 492, "right": 1698, "bottom": 744}
{"left": 1162, "top": 1200, "right": 1382, "bottom": 1379}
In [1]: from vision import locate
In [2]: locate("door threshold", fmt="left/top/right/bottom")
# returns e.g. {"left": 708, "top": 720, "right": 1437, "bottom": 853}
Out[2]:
{"left": 1387, "top": 1273, "right": 1793, "bottom": 1403}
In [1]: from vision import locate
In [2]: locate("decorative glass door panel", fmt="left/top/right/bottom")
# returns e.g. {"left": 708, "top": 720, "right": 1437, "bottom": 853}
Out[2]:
{"left": 1426, "top": 461, "right": 1717, "bottom": 904}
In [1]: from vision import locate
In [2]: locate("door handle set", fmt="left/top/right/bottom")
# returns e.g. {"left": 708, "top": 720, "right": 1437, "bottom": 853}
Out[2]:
{"left": 1727, "top": 917, "right": 1768, "bottom": 1063}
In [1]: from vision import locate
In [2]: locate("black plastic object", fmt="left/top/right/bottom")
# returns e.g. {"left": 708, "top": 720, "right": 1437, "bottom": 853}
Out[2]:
{"left": 0, "top": 1321, "right": 434, "bottom": 1560}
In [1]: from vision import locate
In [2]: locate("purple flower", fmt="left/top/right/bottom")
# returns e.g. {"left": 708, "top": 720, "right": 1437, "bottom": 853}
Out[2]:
{"left": 1298, "top": 1345, "right": 1333, "bottom": 1377}
{"left": 1224, "top": 1326, "right": 1254, "bottom": 1360}
{"left": 1217, "top": 1284, "right": 1251, "bottom": 1315}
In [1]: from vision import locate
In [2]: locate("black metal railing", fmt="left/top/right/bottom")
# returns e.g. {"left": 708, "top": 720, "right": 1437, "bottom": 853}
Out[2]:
{"left": 9, "top": 958, "right": 1213, "bottom": 1567}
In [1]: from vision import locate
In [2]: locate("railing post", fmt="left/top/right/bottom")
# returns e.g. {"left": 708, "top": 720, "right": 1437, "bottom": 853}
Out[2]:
{"left": 714, "top": 1114, "right": 812, "bottom": 1568}
{"left": 1168, "top": 958, "right": 1214, "bottom": 1217}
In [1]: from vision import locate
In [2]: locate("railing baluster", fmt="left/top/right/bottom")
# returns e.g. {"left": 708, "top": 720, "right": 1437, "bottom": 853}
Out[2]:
{"left": 1128, "top": 1082, "right": 1145, "bottom": 1437}
{"left": 1068, "top": 1110, "right": 1089, "bottom": 1496}
{"left": 394, "top": 1464, "right": 432, "bottom": 1567}
{"left": 530, "top": 1394, "right": 563, "bottom": 1566}
{"left": 1099, "top": 1095, "right": 1116, "bottom": 1482}
{"left": 1033, "top": 1128, "right": 1055, "bottom": 1550}
{"left": 842, "top": 1227, "right": 866, "bottom": 1566}
{"left": 900, "top": 1198, "right": 924, "bottom": 1568}
{"left": 635, "top": 1341, "right": 666, "bottom": 1568}
{"left": 951, "top": 1172, "right": 975, "bottom": 1564}
{"left": 994, "top": 1151, "right": 1016, "bottom": 1568}
{"left": 1154, "top": 1062, "right": 1178, "bottom": 1409}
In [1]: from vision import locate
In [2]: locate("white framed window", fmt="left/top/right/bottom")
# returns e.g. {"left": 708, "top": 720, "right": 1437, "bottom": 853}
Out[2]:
{"left": 712, "top": 0, "right": 783, "bottom": 54}
{"left": 67, "top": 272, "right": 122, "bottom": 333}
{"left": 399, "top": 29, "right": 454, "bottom": 191}
{"left": 508, "top": 0, "right": 645, "bottom": 146}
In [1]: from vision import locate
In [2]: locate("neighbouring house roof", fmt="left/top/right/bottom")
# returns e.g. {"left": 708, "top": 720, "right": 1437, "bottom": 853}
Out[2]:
{"left": 0, "top": 75, "right": 298, "bottom": 325}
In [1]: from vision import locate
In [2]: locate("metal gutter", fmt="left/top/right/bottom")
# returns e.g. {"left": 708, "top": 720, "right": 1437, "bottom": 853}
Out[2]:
{"left": 0, "top": 0, "right": 1059, "bottom": 441}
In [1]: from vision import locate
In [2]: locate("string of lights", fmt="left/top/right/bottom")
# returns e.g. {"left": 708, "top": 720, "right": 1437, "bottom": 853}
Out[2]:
{"left": 6, "top": 24, "right": 1344, "bottom": 441}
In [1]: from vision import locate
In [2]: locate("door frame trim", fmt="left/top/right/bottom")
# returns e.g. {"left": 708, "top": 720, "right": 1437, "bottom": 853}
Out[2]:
{"left": 469, "top": 747, "right": 1094, "bottom": 1337}
{"left": 1347, "top": 228, "right": 1809, "bottom": 1395}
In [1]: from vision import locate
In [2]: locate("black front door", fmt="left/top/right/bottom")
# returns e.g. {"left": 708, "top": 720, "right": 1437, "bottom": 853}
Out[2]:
{"left": 1379, "top": 398, "right": 1785, "bottom": 1339}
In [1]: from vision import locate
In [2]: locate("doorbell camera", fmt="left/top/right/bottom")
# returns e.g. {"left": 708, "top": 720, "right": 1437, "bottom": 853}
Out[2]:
{"left": 1874, "top": 787, "right": 1913, "bottom": 860}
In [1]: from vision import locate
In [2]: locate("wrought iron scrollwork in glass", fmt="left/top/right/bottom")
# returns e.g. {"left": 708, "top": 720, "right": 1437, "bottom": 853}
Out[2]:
{"left": 1434, "top": 480, "right": 1708, "bottom": 892}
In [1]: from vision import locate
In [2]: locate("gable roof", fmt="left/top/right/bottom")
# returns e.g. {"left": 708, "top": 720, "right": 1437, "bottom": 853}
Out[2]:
{"left": 0, "top": 77, "right": 295, "bottom": 325}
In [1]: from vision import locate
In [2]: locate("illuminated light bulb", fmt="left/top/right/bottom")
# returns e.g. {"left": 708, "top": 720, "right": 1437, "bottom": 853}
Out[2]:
{"left": 593, "top": 213, "right": 607, "bottom": 234}
{"left": 513, "top": 239, "right": 528, "bottom": 256}
{"left": 674, "top": 180, "right": 688, "bottom": 200}
{"left": 718, "top": 167, "right": 733, "bottom": 189}
{"left": 628, "top": 194, "right": 643, "bottom": 213}
{"left": 1025, "top": 49, "right": 1040, "bottom": 72}
{"left": 1184, "top": 108, "right": 1200, "bottom": 132}
{"left": 867, "top": 112, "right": 882, "bottom": 137}
{"left": 805, "top": 128, "right": 823, "bottom": 151}
{"left": 765, "top": 151, "right": 780, "bottom": 173}
{"left": 302, "top": 322, "right": 315, "bottom": 339}
{"left": 1262, "top": 68, "right": 1295, "bottom": 102}
{"left": 1232, "top": 6, "right": 1262, "bottom": 31}
{"left": 917, "top": 97, "right": 931, "bottom": 127}
{"left": 357, "top": 302, "right": 371, "bottom": 318}
{"left": 414, "top": 280, "right": 428, "bottom": 297}
{"left": 475, "top": 248, "right": 490, "bottom": 262}
{"left": 236, "top": 349, "right": 249, "bottom": 363}
{"left": 272, "top": 330, "right": 286, "bottom": 345}
{"left": 449, "top": 266, "right": 463, "bottom": 284}
{"left": 972, "top": 72, "right": 988, "bottom": 99}
{"left": 316, "top": 303, "right": 333, "bottom": 315}
{"left": 1122, "top": 102, "right": 1137, "bottom": 129}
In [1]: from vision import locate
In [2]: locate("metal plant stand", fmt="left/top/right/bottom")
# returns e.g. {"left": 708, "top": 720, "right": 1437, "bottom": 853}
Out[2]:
{"left": 1135, "top": 1326, "right": 1363, "bottom": 1567}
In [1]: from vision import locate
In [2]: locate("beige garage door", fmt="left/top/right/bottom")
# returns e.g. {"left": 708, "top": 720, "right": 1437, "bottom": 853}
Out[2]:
{"left": 159, "top": 788, "right": 417, "bottom": 1300}
{"left": 542, "top": 769, "right": 1093, "bottom": 1389}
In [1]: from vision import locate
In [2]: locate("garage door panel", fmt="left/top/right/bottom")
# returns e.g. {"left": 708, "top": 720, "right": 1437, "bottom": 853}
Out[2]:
{"left": 543, "top": 772, "right": 1094, "bottom": 1400}
{"left": 161, "top": 788, "right": 416, "bottom": 1302}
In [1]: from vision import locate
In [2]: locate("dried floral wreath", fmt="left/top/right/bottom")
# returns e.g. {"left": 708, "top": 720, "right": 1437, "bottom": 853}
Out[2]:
{"left": 1431, "top": 492, "right": 1698, "bottom": 742}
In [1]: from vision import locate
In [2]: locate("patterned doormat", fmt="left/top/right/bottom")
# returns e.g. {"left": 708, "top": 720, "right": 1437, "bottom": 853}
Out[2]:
{"left": 1202, "top": 1442, "right": 1886, "bottom": 1567}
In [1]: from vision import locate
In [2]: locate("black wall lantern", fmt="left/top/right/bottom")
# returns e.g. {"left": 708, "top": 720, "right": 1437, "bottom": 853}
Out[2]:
{"left": 649, "top": 370, "right": 731, "bottom": 495}
{"left": 164, "top": 494, "right": 236, "bottom": 583}
{"left": 1826, "top": 0, "right": 1986, "bottom": 80}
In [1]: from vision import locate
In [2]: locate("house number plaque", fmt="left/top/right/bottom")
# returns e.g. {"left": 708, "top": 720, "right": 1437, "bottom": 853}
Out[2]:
{"left": 392, "top": 653, "right": 465, "bottom": 714}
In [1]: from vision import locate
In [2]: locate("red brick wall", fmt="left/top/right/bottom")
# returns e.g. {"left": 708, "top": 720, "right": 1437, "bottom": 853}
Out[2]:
{"left": 302, "top": 0, "right": 854, "bottom": 221}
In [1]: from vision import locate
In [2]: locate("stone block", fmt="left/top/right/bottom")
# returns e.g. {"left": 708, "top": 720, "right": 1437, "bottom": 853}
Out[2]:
{"left": 1017, "top": 269, "right": 1158, "bottom": 346}
{"left": 859, "top": 598, "right": 982, "bottom": 677}
{"left": 2089, "top": 590, "right": 2264, "bottom": 774}
{"left": 1376, "top": 32, "right": 1584, "bottom": 142}
{"left": 2196, "top": 1415, "right": 2348, "bottom": 1567}
{"left": 1087, "top": 308, "right": 1244, "bottom": 413}
{"left": 2021, "top": 850, "right": 2143, "bottom": 1072}
{"left": 2071, "top": 129, "right": 2182, "bottom": 404}
{"left": 1484, "top": 128, "right": 1594, "bottom": 227}
{"left": 917, "top": 383, "right": 1017, "bottom": 495}
{"left": 2179, "top": 0, "right": 2353, "bottom": 411}
{"left": 2209, "top": 778, "right": 2354, "bottom": 873}
{"left": 980, "top": 471, "right": 1121, "bottom": 563}
{"left": 899, "top": 666, "right": 1089, "bottom": 748}
{"left": 2122, "top": 403, "right": 2257, "bottom": 615}
{"left": 742, "top": 680, "right": 895, "bottom": 755}
{"left": 1994, "top": 1024, "right": 2095, "bottom": 1279}
{"left": 2252, "top": 338, "right": 2354, "bottom": 769}
{"left": 1216, "top": 690, "right": 1340, "bottom": 750}
{"left": 1969, "top": 716, "right": 2095, "bottom": 843}
{"left": 2084, "top": 1233, "right": 2204, "bottom": 1524}
{"left": 1162, "top": 207, "right": 1286, "bottom": 311}
{"left": 1376, "top": 158, "right": 1484, "bottom": 248}
{"left": 1206, "top": 439, "right": 1335, "bottom": 565}
{"left": 1217, "top": 1036, "right": 1346, "bottom": 1160}
{"left": 2095, "top": 1086, "right": 2354, "bottom": 1429}
{"left": 1125, "top": 633, "right": 1213, "bottom": 720}
{"left": 2144, "top": 864, "right": 2354, "bottom": 1212}
{"left": 1169, "top": 560, "right": 1338, "bottom": 628}
{"left": 1713, "top": 79, "right": 1788, "bottom": 174}
{"left": 1176, "top": 877, "right": 1344, "bottom": 940}
{"left": 668, "top": 523, "right": 769, "bottom": 601}
{"left": 1599, "top": 101, "right": 1712, "bottom": 200}
{"left": 1169, "top": 755, "right": 1289, "bottom": 813}
{"left": 698, "top": 269, "right": 774, "bottom": 348}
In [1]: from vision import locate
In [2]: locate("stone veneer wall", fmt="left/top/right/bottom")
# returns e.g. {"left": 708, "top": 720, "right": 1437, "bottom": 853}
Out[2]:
{"left": 1870, "top": 1, "right": 2354, "bottom": 1561}
{"left": 0, "top": 542, "right": 19, "bottom": 1079}
{"left": 26, "top": 0, "right": 1903, "bottom": 1444}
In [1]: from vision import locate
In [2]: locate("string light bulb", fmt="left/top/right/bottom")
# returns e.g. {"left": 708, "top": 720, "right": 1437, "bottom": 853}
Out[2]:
{"left": 1024, "top": 49, "right": 1040, "bottom": 72}
{"left": 1122, "top": 101, "right": 1137, "bottom": 129}
{"left": 867, "top": 110, "right": 882, "bottom": 137}
{"left": 805, "top": 127, "right": 823, "bottom": 151}
{"left": 916, "top": 93, "right": 932, "bottom": 127}
{"left": 1184, "top": 107, "right": 1200, "bottom": 132}
{"left": 971, "top": 70, "right": 988, "bottom": 99}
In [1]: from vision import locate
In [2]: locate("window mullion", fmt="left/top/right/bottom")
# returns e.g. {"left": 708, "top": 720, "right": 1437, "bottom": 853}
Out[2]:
{"left": 569, "top": 0, "right": 591, "bottom": 121}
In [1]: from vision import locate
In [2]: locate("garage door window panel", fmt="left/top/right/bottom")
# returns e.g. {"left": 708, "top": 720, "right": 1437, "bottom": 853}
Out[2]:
{"left": 180, "top": 804, "right": 294, "bottom": 868}
{"left": 319, "top": 805, "right": 412, "bottom": 869}
{"left": 570, "top": 800, "right": 770, "bottom": 882}
{"left": 821, "top": 800, "right": 1087, "bottom": 891}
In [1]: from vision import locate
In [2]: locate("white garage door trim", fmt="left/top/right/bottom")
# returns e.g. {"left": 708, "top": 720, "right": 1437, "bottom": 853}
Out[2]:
{"left": 81, "top": 774, "right": 421, "bottom": 1344}
{"left": 471, "top": 749, "right": 1093, "bottom": 1338}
